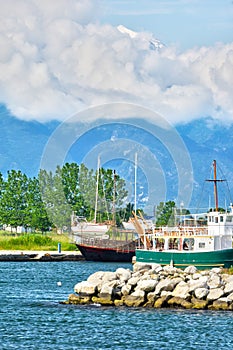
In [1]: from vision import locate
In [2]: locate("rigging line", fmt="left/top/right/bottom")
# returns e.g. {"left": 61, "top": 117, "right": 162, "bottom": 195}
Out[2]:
{"left": 217, "top": 163, "right": 233, "bottom": 205}
{"left": 195, "top": 178, "right": 207, "bottom": 213}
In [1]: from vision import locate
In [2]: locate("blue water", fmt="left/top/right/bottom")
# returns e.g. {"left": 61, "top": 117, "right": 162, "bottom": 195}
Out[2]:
{"left": 1, "top": 261, "right": 233, "bottom": 350}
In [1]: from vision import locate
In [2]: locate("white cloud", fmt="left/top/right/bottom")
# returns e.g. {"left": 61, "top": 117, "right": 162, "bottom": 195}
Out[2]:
{"left": 0, "top": 0, "right": 232, "bottom": 124}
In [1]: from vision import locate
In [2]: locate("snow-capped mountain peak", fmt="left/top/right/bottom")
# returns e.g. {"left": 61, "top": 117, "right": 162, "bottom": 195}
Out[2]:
{"left": 117, "top": 24, "right": 164, "bottom": 50}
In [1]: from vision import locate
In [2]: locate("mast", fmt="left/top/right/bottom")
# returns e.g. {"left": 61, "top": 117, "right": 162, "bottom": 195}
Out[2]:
{"left": 134, "top": 152, "right": 137, "bottom": 214}
{"left": 213, "top": 160, "right": 218, "bottom": 211}
{"left": 113, "top": 169, "right": 116, "bottom": 226}
{"left": 206, "top": 160, "right": 225, "bottom": 211}
{"left": 94, "top": 156, "right": 100, "bottom": 223}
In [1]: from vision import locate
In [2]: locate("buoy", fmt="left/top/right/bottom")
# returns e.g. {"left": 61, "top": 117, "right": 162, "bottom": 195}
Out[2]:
{"left": 57, "top": 281, "right": 62, "bottom": 286}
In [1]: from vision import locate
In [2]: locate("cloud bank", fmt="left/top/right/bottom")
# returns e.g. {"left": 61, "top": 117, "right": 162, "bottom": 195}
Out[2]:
{"left": 0, "top": 0, "right": 232, "bottom": 124}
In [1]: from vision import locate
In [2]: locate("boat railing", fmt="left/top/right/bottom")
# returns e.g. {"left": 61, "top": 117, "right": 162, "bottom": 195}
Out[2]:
{"left": 153, "top": 226, "right": 208, "bottom": 237}
{"left": 76, "top": 232, "right": 139, "bottom": 251}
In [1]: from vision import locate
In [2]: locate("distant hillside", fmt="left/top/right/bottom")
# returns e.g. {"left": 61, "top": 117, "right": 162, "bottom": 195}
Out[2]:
{"left": 1, "top": 104, "right": 233, "bottom": 212}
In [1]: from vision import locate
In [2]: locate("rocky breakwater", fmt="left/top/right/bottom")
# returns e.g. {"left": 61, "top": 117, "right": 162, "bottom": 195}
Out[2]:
{"left": 64, "top": 263, "right": 233, "bottom": 311}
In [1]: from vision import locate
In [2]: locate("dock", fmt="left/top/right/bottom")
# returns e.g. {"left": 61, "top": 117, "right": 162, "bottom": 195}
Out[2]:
{"left": 0, "top": 250, "right": 85, "bottom": 262}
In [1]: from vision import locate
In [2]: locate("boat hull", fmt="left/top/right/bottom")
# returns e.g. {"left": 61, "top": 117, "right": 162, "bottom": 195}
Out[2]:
{"left": 77, "top": 244, "right": 135, "bottom": 262}
{"left": 135, "top": 248, "right": 233, "bottom": 269}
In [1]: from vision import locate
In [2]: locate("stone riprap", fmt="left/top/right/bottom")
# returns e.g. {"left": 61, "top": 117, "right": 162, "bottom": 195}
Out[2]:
{"left": 64, "top": 263, "right": 233, "bottom": 311}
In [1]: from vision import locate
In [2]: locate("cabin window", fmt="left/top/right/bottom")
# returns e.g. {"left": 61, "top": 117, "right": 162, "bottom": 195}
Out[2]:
{"left": 168, "top": 238, "right": 179, "bottom": 250}
{"left": 183, "top": 238, "right": 194, "bottom": 251}
{"left": 220, "top": 216, "right": 223, "bottom": 222}
{"left": 208, "top": 217, "right": 211, "bottom": 222}
{"left": 155, "top": 238, "right": 165, "bottom": 250}
{"left": 215, "top": 217, "right": 218, "bottom": 223}
{"left": 199, "top": 242, "right": 205, "bottom": 249}
{"left": 226, "top": 216, "right": 233, "bottom": 222}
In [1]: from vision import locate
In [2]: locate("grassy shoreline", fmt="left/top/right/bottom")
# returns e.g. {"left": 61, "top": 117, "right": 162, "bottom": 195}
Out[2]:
{"left": 0, "top": 231, "right": 77, "bottom": 251}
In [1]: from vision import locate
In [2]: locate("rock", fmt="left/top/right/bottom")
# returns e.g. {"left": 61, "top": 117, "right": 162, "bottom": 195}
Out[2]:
{"left": 162, "top": 265, "right": 178, "bottom": 275}
{"left": 167, "top": 297, "right": 193, "bottom": 309}
{"left": 87, "top": 271, "right": 105, "bottom": 282}
{"left": 155, "top": 277, "right": 182, "bottom": 295}
{"left": 133, "top": 262, "right": 151, "bottom": 273}
{"left": 207, "top": 288, "right": 225, "bottom": 301}
{"left": 124, "top": 289, "right": 145, "bottom": 307}
{"left": 224, "top": 281, "right": 233, "bottom": 295}
{"left": 188, "top": 277, "right": 208, "bottom": 292}
{"left": 147, "top": 291, "right": 158, "bottom": 304}
{"left": 211, "top": 268, "right": 222, "bottom": 274}
{"left": 192, "top": 273, "right": 202, "bottom": 280}
{"left": 184, "top": 266, "right": 197, "bottom": 274}
{"left": 102, "top": 271, "right": 117, "bottom": 283}
{"left": 151, "top": 264, "right": 163, "bottom": 273}
{"left": 121, "top": 283, "right": 132, "bottom": 296}
{"left": 207, "top": 273, "right": 222, "bottom": 289}
{"left": 194, "top": 287, "right": 209, "bottom": 299}
{"left": 172, "top": 281, "right": 190, "bottom": 300}
{"left": 92, "top": 296, "right": 114, "bottom": 305}
{"left": 68, "top": 293, "right": 91, "bottom": 305}
{"left": 114, "top": 299, "right": 124, "bottom": 307}
{"left": 154, "top": 296, "right": 169, "bottom": 308}
{"left": 224, "top": 275, "right": 233, "bottom": 283}
{"left": 128, "top": 276, "right": 140, "bottom": 286}
{"left": 136, "top": 279, "right": 158, "bottom": 292}
{"left": 116, "top": 268, "right": 132, "bottom": 282}
{"left": 191, "top": 297, "right": 209, "bottom": 309}
{"left": 74, "top": 281, "right": 97, "bottom": 295}
{"left": 208, "top": 300, "right": 229, "bottom": 310}
{"left": 99, "top": 284, "right": 113, "bottom": 300}
{"left": 226, "top": 292, "right": 233, "bottom": 301}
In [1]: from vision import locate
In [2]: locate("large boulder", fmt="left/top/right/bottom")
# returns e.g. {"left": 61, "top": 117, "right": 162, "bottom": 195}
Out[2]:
{"left": 116, "top": 268, "right": 132, "bottom": 282}
{"left": 136, "top": 279, "right": 158, "bottom": 292}
{"left": 133, "top": 262, "right": 152, "bottom": 273}
{"left": 188, "top": 276, "right": 208, "bottom": 292}
{"left": 194, "top": 287, "right": 209, "bottom": 300}
{"left": 124, "top": 289, "right": 145, "bottom": 307}
{"left": 167, "top": 297, "right": 193, "bottom": 309}
{"left": 172, "top": 281, "right": 190, "bottom": 300}
{"left": 184, "top": 266, "right": 197, "bottom": 274}
{"left": 207, "top": 288, "right": 225, "bottom": 301}
{"left": 191, "top": 297, "right": 209, "bottom": 309}
{"left": 207, "top": 273, "right": 222, "bottom": 289}
{"left": 74, "top": 281, "right": 97, "bottom": 295}
{"left": 224, "top": 280, "right": 233, "bottom": 295}
{"left": 155, "top": 277, "right": 182, "bottom": 295}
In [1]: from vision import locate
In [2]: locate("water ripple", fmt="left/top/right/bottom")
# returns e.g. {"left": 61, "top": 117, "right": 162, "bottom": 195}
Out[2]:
{"left": 1, "top": 262, "right": 233, "bottom": 350}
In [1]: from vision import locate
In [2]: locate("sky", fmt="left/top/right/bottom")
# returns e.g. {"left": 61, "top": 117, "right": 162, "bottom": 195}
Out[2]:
{"left": 0, "top": 0, "right": 232, "bottom": 125}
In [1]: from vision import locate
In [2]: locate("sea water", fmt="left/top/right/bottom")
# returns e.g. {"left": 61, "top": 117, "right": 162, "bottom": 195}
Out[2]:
{"left": 0, "top": 261, "right": 233, "bottom": 350}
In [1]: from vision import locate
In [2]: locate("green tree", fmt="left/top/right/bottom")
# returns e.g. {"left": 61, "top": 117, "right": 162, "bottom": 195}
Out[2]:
{"left": 0, "top": 170, "right": 29, "bottom": 230}
{"left": 25, "top": 176, "right": 51, "bottom": 232}
{"left": 39, "top": 167, "right": 71, "bottom": 232}
{"left": 155, "top": 201, "right": 176, "bottom": 227}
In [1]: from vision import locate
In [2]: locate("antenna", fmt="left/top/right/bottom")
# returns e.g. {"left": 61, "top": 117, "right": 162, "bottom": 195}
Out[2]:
{"left": 206, "top": 160, "right": 225, "bottom": 211}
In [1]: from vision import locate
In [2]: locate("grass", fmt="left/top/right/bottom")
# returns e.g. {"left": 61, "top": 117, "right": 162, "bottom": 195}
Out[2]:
{"left": 0, "top": 231, "right": 77, "bottom": 251}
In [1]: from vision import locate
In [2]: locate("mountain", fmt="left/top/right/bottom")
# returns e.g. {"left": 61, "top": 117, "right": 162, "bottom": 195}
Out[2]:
{"left": 1, "top": 104, "right": 233, "bottom": 213}
{"left": 117, "top": 25, "right": 164, "bottom": 50}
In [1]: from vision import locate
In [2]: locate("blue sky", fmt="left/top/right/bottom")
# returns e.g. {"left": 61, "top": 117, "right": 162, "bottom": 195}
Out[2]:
{"left": 100, "top": 0, "right": 233, "bottom": 49}
{"left": 0, "top": 0, "right": 232, "bottom": 124}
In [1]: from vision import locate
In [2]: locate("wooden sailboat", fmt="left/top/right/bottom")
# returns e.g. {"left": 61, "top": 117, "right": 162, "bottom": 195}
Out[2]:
{"left": 74, "top": 161, "right": 139, "bottom": 262}
{"left": 71, "top": 156, "right": 110, "bottom": 237}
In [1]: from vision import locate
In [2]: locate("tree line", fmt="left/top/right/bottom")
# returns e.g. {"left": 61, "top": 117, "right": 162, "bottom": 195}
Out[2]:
{"left": 0, "top": 163, "right": 131, "bottom": 233}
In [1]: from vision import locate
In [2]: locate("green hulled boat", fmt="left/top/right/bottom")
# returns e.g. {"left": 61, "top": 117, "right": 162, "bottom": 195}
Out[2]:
{"left": 132, "top": 160, "right": 233, "bottom": 270}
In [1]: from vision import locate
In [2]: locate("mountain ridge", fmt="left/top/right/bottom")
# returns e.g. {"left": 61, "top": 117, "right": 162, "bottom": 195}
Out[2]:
{"left": 1, "top": 104, "right": 232, "bottom": 212}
